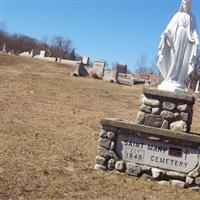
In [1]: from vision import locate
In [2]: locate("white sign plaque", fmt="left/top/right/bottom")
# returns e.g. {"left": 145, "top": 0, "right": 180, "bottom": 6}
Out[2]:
{"left": 116, "top": 133, "right": 199, "bottom": 173}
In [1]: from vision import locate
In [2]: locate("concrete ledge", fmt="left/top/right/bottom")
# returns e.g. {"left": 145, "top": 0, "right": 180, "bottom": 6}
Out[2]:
{"left": 143, "top": 87, "right": 195, "bottom": 103}
{"left": 101, "top": 118, "right": 200, "bottom": 145}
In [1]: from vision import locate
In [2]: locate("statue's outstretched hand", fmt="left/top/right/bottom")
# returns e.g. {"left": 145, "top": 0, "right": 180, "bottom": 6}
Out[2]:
{"left": 195, "top": 38, "right": 199, "bottom": 45}
{"left": 190, "top": 36, "right": 199, "bottom": 45}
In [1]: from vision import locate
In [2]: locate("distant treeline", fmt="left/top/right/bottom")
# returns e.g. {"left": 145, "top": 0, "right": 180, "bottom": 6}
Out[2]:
{"left": 0, "top": 29, "right": 80, "bottom": 60}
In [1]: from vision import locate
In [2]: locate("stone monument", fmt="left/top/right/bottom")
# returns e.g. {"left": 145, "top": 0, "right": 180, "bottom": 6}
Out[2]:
{"left": 82, "top": 56, "right": 89, "bottom": 65}
{"left": 2, "top": 43, "right": 6, "bottom": 52}
{"left": 115, "top": 63, "right": 127, "bottom": 82}
{"left": 157, "top": 0, "right": 199, "bottom": 93}
{"left": 39, "top": 50, "right": 46, "bottom": 57}
{"left": 93, "top": 60, "right": 105, "bottom": 79}
{"left": 94, "top": 0, "right": 200, "bottom": 190}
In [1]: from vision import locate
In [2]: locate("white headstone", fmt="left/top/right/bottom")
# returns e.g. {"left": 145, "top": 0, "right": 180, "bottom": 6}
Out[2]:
{"left": 82, "top": 56, "right": 89, "bottom": 65}
{"left": 31, "top": 49, "right": 34, "bottom": 56}
{"left": 2, "top": 44, "right": 6, "bottom": 52}
{"left": 40, "top": 50, "right": 45, "bottom": 57}
{"left": 103, "top": 69, "right": 115, "bottom": 82}
{"left": 19, "top": 51, "right": 32, "bottom": 57}
{"left": 60, "top": 59, "right": 80, "bottom": 66}
{"left": 93, "top": 60, "right": 105, "bottom": 78}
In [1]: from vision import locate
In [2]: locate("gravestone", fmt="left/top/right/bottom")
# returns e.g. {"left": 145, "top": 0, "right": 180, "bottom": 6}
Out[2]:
{"left": 39, "top": 50, "right": 45, "bottom": 57}
{"left": 82, "top": 56, "right": 89, "bottom": 65}
{"left": 19, "top": 51, "right": 33, "bottom": 57}
{"left": 73, "top": 63, "right": 90, "bottom": 77}
{"left": 56, "top": 57, "right": 61, "bottom": 63}
{"left": 2, "top": 44, "right": 6, "bottom": 52}
{"left": 115, "top": 64, "right": 127, "bottom": 83}
{"left": 133, "top": 74, "right": 150, "bottom": 85}
{"left": 117, "top": 73, "right": 134, "bottom": 86}
{"left": 34, "top": 55, "right": 56, "bottom": 62}
{"left": 116, "top": 63, "right": 127, "bottom": 74}
{"left": 30, "top": 49, "right": 34, "bottom": 57}
{"left": 103, "top": 69, "right": 116, "bottom": 82}
{"left": 60, "top": 59, "right": 80, "bottom": 66}
{"left": 93, "top": 60, "right": 105, "bottom": 79}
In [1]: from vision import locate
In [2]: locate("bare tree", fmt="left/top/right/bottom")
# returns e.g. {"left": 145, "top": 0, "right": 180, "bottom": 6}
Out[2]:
{"left": 188, "top": 49, "right": 200, "bottom": 90}
{"left": 40, "top": 34, "right": 51, "bottom": 56}
{"left": 111, "top": 62, "right": 117, "bottom": 70}
{"left": 50, "top": 35, "right": 73, "bottom": 59}
{"left": 65, "top": 48, "right": 76, "bottom": 60}
{"left": 0, "top": 22, "right": 9, "bottom": 51}
{"left": 135, "top": 54, "right": 150, "bottom": 74}
{"left": 0, "top": 28, "right": 78, "bottom": 60}
{"left": 0, "top": 30, "right": 8, "bottom": 50}
{"left": 3, "top": 33, "right": 38, "bottom": 54}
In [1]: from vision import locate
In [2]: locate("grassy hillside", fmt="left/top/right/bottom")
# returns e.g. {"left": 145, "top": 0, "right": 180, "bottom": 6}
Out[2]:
{"left": 0, "top": 54, "right": 200, "bottom": 200}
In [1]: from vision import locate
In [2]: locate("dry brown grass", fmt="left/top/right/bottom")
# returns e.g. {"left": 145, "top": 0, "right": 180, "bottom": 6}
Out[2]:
{"left": 0, "top": 54, "right": 200, "bottom": 200}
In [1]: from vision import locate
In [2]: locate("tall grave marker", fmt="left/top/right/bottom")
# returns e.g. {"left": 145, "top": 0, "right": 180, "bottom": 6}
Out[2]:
{"left": 93, "top": 60, "right": 105, "bottom": 79}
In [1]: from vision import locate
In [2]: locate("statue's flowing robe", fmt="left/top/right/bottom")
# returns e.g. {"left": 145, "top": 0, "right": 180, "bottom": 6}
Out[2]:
{"left": 157, "top": 12, "right": 199, "bottom": 84}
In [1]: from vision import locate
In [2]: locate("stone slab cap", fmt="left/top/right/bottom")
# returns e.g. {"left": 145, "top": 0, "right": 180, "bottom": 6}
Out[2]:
{"left": 143, "top": 87, "right": 195, "bottom": 103}
{"left": 101, "top": 118, "right": 200, "bottom": 145}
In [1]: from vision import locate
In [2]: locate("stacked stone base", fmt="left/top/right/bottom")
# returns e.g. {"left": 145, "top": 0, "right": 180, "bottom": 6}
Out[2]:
{"left": 136, "top": 87, "right": 195, "bottom": 133}
{"left": 94, "top": 119, "right": 200, "bottom": 190}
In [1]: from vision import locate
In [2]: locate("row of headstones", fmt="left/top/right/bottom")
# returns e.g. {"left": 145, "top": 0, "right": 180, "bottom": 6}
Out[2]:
{"left": 2, "top": 46, "right": 200, "bottom": 93}
{"left": 1, "top": 45, "right": 132, "bottom": 84}
{"left": 1, "top": 44, "right": 82, "bottom": 65}
{"left": 75, "top": 61, "right": 128, "bottom": 83}
{"left": 80, "top": 60, "right": 200, "bottom": 93}
{"left": 7, "top": 49, "right": 82, "bottom": 67}
{"left": 16, "top": 48, "right": 128, "bottom": 83}
{"left": 75, "top": 62, "right": 153, "bottom": 87}
{"left": 2, "top": 45, "right": 118, "bottom": 79}
{"left": 1, "top": 44, "right": 128, "bottom": 82}
{"left": 92, "top": 62, "right": 128, "bottom": 81}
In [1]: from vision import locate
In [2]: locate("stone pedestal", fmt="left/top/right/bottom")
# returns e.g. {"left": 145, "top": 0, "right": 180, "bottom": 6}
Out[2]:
{"left": 94, "top": 87, "right": 199, "bottom": 190}
{"left": 136, "top": 87, "right": 195, "bottom": 133}
{"left": 94, "top": 119, "right": 200, "bottom": 189}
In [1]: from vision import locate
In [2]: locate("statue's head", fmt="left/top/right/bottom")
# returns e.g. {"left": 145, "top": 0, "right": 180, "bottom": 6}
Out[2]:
{"left": 180, "top": 0, "right": 192, "bottom": 13}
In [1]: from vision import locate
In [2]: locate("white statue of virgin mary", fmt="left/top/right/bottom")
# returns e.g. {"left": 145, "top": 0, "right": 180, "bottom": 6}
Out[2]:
{"left": 157, "top": 0, "right": 199, "bottom": 93}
